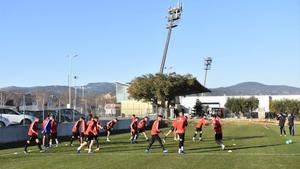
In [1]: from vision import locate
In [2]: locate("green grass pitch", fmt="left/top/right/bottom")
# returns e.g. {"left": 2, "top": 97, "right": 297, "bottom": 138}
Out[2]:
{"left": 0, "top": 121, "right": 299, "bottom": 169}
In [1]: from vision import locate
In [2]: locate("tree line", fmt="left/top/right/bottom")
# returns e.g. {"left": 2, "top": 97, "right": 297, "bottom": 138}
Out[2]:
{"left": 224, "top": 97, "right": 259, "bottom": 116}
{"left": 269, "top": 99, "right": 300, "bottom": 115}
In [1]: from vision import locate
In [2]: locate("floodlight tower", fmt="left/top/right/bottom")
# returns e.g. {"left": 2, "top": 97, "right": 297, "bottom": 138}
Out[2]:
{"left": 159, "top": 2, "right": 183, "bottom": 74}
{"left": 203, "top": 57, "right": 212, "bottom": 86}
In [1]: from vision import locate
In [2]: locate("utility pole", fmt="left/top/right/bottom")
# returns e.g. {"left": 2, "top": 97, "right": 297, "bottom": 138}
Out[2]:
{"left": 67, "top": 54, "right": 78, "bottom": 109}
{"left": 73, "top": 76, "right": 78, "bottom": 110}
{"left": 159, "top": 2, "right": 183, "bottom": 74}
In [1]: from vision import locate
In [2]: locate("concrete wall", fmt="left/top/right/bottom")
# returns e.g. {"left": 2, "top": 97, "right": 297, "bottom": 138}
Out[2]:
{"left": 0, "top": 119, "right": 132, "bottom": 144}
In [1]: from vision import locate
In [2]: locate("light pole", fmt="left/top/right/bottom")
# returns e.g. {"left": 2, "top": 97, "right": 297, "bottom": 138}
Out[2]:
{"left": 159, "top": 2, "right": 183, "bottom": 74}
{"left": 67, "top": 54, "right": 78, "bottom": 109}
{"left": 73, "top": 76, "right": 78, "bottom": 110}
{"left": 203, "top": 57, "right": 212, "bottom": 86}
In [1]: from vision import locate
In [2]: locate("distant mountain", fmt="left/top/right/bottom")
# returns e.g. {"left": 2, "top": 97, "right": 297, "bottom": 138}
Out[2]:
{"left": 0, "top": 82, "right": 116, "bottom": 96}
{"left": 209, "top": 82, "right": 300, "bottom": 96}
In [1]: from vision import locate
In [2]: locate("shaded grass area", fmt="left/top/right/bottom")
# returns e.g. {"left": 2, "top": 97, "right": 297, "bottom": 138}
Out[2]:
{"left": 0, "top": 121, "right": 299, "bottom": 169}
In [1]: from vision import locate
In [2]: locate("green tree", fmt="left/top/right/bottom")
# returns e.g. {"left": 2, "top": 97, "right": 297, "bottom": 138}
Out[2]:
{"left": 128, "top": 73, "right": 206, "bottom": 114}
{"left": 193, "top": 99, "right": 203, "bottom": 116}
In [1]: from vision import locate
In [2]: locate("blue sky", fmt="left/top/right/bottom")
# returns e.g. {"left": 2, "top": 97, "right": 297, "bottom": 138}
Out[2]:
{"left": 0, "top": 0, "right": 299, "bottom": 88}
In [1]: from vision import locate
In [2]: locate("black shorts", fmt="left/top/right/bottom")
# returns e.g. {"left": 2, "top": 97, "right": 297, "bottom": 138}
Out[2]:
{"left": 72, "top": 132, "right": 79, "bottom": 138}
{"left": 178, "top": 133, "right": 185, "bottom": 142}
{"left": 51, "top": 133, "right": 57, "bottom": 139}
{"left": 138, "top": 128, "right": 146, "bottom": 133}
{"left": 85, "top": 135, "right": 96, "bottom": 142}
{"left": 196, "top": 128, "right": 202, "bottom": 132}
{"left": 106, "top": 128, "right": 112, "bottom": 132}
{"left": 80, "top": 132, "right": 85, "bottom": 138}
{"left": 215, "top": 133, "right": 223, "bottom": 141}
{"left": 28, "top": 135, "right": 38, "bottom": 142}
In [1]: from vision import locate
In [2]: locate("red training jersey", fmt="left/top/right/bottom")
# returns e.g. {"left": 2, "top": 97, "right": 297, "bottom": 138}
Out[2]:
{"left": 174, "top": 115, "right": 187, "bottom": 134}
{"left": 72, "top": 120, "right": 81, "bottom": 133}
{"left": 80, "top": 120, "right": 87, "bottom": 133}
{"left": 130, "top": 117, "right": 138, "bottom": 131}
{"left": 212, "top": 118, "right": 222, "bottom": 134}
{"left": 51, "top": 120, "right": 58, "bottom": 133}
{"left": 151, "top": 120, "right": 160, "bottom": 135}
{"left": 107, "top": 120, "right": 116, "bottom": 129}
{"left": 196, "top": 118, "right": 206, "bottom": 128}
{"left": 84, "top": 120, "right": 97, "bottom": 136}
{"left": 28, "top": 121, "right": 39, "bottom": 137}
{"left": 138, "top": 119, "right": 146, "bottom": 129}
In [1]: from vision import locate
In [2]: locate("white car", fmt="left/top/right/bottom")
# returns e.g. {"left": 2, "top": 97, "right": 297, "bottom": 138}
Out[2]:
{"left": 0, "top": 116, "right": 9, "bottom": 127}
{"left": 0, "top": 108, "right": 36, "bottom": 126}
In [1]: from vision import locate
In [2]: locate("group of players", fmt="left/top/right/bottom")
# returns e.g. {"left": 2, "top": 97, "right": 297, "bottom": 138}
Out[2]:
{"left": 277, "top": 112, "right": 296, "bottom": 136}
{"left": 24, "top": 114, "right": 59, "bottom": 153}
{"left": 24, "top": 111, "right": 224, "bottom": 155}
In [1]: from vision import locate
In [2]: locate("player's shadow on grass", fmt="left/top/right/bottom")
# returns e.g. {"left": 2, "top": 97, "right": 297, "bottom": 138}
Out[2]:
{"left": 187, "top": 143, "right": 282, "bottom": 153}
{"left": 224, "top": 135, "right": 265, "bottom": 141}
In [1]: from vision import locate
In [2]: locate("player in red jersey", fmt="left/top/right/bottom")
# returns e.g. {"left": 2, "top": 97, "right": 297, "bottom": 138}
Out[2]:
{"left": 193, "top": 115, "right": 206, "bottom": 141}
{"left": 164, "top": 117, "right": 179, "bottom": 141}
{"left": 70, "top": 117, "right": 84, "bottom": 146}
{"left": 130, "top": 114, "right": 138, "bottom": 144}
{"left": 212, "top": 113, "right": 225, "bottom": 151}
{"left": 77, "top": 116, "right": 97, "bottom": 154}
{"left": 94, "top": 116, "right": 103, "bottom": 151}
{"left": 24, "top": 118, "right": 44, "bottom": 153}
{"left": 137, "top": 116, "right": 149, "bottom": 141}
{"left": 49, "top": 115, "right": 59, "bottom": 147}
{"left": 79, "top": 117, "right": 87, "bottom": 144}
{"left": 145, "top": 115, "right": 168, "bottom": 154}
{"left": 174, "top": 111, "right": 188, "bottom": 154}
{"left": 105, "top": 118, "right": 118, "bottom": 142}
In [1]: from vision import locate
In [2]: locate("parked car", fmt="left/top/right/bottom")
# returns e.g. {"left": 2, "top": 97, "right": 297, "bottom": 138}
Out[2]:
{"left": 0, "top": 108, "right": 36, "bottom": 126}
{"left": 0, "top": 116, "right": 9, "bottom": 127}
{"left": 23, "top": 109, "right": 84, "bottom": 123}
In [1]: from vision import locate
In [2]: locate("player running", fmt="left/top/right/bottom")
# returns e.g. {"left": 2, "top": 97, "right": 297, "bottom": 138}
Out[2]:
{"left": 105, "top": 118, "right": 118, "bottom": 142}
{"left": 24, "top": 118, "right": 44, "bottom": 154}
{"left": 70, "top": 117, "right": 83, "bottom": 146}
{"left": 130, "top": 114, "right": 138, "bottom": 144}
{"left": 145, "top": 115, "right": 168, "bottom": 154}
{"left": 193, "top": 115, "right": 206, "bottom": 141}
{"left": 212, "top": 113, "right": 225, "bottom": 151}
{"left": 174, "top": 111, "right": 188, "bottom": 154}
{"left": 77, "top": 116, "right": 97, "bottom": 154}
{"left": 42, "top": 114, "right": 52, "bottom": 148}
{"left": 94, "top": 116, "right": 103, "bottom": 151}
{"left": 79, "top": 117, "right": 87, "bottom": 143}
{"left": 49, "top": 115, "right": 59, "bottom": 147}
{"left": 137, "top": 116, "right": 149, "bottom": 141}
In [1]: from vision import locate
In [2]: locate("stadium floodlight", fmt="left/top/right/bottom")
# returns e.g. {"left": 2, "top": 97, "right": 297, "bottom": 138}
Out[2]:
{"left": 203, "top": 57, "right": 213, "bottom": 86}
{"left": 159, "top": 1, "right": 183, "bottom": 74}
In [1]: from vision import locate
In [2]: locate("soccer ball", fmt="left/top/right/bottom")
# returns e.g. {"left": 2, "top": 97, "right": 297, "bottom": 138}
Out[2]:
{"left": 285, "top": 140, "right": 290, "bottom": 144}
{"left": 288, "top": 139, "right": 293, "bottom": 144}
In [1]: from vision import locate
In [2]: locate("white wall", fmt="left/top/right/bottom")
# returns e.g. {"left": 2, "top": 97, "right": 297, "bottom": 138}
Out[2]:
{"left": 180, "top": 95, "right": 300, "bottom": 119}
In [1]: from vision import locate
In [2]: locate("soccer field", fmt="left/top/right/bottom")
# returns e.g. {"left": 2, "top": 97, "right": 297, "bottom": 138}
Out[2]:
{"left": 0, "top": 121, "right": 299, "bottom": 169}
